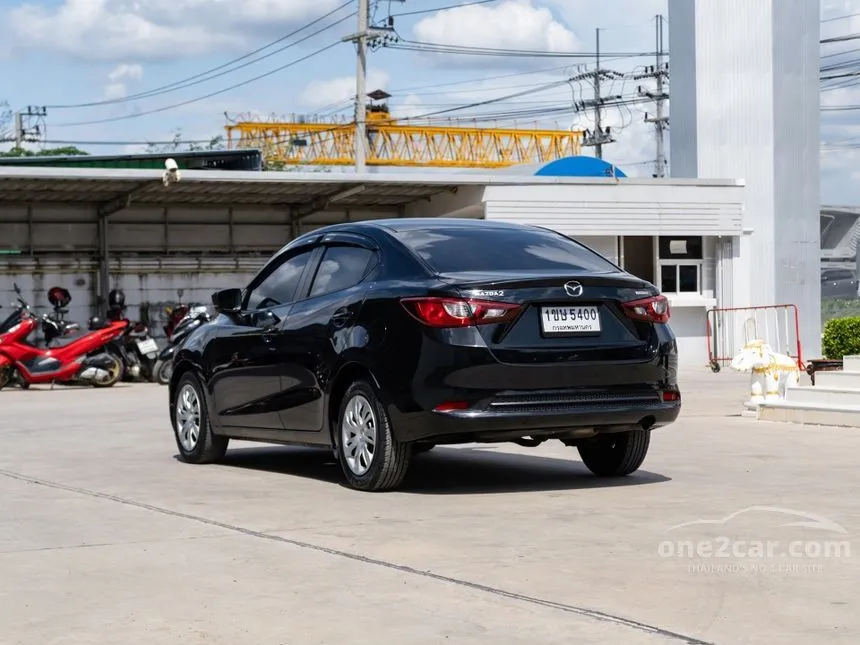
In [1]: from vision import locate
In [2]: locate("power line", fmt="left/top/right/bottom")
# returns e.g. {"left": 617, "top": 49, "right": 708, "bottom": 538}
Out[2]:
{"left": 387, "top": 39, "right": 667, "bottom": 59}
{"left": 41, "top": 139, "right": 216, "bottom": 146}
{"left": 307, "top": 65, "right": 577, "bottom": 117}
{"left": 46, "top": 4, "right": 355, "bottom": 110}
{"left": 391, "top": 0, "right": 497, "bottom": 17}
{"left": 821, "top": 33, "right": 860, "bottom": 44}
{"left": 821, "top": 104, "right": 860, "bottom": 111}
{"left": 391, "top": 64, "right": 574, "bottom": 94}
{"left": 822, "top": 12, "right": 860, "bottom": 23}
{"left": 53, "top": 41, "right": 341, "bottom": 127}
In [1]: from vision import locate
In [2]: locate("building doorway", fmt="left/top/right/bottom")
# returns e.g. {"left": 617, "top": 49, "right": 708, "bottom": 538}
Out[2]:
{"left": 621, "top": 236, "right": 655, "bottom": 284}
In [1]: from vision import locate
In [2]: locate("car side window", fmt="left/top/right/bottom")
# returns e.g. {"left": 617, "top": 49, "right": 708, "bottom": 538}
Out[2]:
{"left": 308, "top": 245, "right": 375, "bottom": 298}
{"left": 246, "top": 250, "right": 313, "bottom": 311}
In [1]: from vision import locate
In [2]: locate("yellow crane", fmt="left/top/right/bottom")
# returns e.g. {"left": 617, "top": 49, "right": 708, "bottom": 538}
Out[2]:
{"left": 225, "top": 92, "right": 583, "bottom": 169}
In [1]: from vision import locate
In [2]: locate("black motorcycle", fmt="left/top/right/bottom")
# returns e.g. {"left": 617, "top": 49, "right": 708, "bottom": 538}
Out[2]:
{"left": 99, "top": 289, "right": 159, "bottom": 382}
{"left": 153, "top": 305, "right": 211, "bottom": 385}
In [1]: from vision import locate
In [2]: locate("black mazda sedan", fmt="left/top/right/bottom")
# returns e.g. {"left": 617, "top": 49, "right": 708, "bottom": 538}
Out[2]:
{"left": 168, "top": 218, "right": 680, "bottom": 491}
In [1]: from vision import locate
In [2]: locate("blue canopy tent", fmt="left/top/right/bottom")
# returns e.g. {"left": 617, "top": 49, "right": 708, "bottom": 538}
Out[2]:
{"left": 498, "top": 155, "right": 627, "bottom": 178}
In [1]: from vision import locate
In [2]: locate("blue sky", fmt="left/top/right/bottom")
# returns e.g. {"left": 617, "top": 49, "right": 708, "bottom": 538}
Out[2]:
{"left": 1, "top": 0, "right": 858, "bottom": 204}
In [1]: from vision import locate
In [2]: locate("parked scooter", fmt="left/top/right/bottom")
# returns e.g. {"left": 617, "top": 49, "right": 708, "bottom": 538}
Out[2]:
{"left": 153, "top": 305, "right": 211, "bottom": 385}
{"left": 0, "top": 284, "right": 126, "bottom": 389}
{"left": 0, "top": 298, "right": 31, "bottom": 390}
{"left": 98, "top": 289, "right": 159, "bottom": 382}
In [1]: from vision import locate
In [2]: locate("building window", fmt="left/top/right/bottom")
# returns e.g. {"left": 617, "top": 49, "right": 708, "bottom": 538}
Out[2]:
{"left": 657, "top": 236, "right": 704, "bottom": 294}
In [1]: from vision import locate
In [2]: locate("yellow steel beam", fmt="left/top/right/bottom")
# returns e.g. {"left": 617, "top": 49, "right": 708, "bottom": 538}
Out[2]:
{"left": 225, "top": 121, "right": 583, "bottom": 168}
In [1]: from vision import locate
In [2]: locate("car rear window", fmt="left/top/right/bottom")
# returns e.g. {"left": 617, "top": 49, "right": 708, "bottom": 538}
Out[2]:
{"left": 393, "top": 226, "right": 619, "bottom": 273}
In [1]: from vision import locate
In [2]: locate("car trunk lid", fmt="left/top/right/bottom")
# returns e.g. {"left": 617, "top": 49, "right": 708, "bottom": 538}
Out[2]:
{"left": 437, "top": 270, "right": 662, "bottom": 365}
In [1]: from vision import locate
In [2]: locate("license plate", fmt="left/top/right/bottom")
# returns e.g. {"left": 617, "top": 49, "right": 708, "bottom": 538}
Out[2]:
{"left": 136, "top": 339, "right": 158, "bottom": 355}
{"left": 540, "top": 306, "right": 601, "bottom": 334}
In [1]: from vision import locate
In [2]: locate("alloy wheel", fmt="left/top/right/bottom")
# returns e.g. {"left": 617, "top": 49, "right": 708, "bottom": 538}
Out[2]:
{"left": 341, "top": 394, "right": 377, "bottom": 476}
{"left": 175, "top": 383, "right": 201, "bottom": 451}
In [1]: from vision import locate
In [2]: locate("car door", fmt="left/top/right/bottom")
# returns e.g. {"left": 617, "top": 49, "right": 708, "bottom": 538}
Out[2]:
{"left": 207, "top": 245, "right": 318, "bottom": 430}
{"left": 272, "top": 235, "right": 379, "bottom": 433}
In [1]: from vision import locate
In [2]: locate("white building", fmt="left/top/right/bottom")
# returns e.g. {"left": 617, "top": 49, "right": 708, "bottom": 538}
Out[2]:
{"left": 668, "top": 0, "right": 821, "bottom": 358}
{"left": 0, "top": 166, "right": 744, "bottom": 366}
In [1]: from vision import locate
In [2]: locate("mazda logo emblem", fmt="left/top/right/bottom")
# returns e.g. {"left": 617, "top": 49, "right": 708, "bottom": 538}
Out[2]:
{"left": 564, "top": 281, "right": 584, "bottom": 297}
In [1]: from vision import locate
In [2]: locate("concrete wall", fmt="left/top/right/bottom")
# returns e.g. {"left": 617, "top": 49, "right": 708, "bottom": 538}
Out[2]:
{"left": 0, "top": 203, "right": 397, "bottom": 254}
{"left": 669, "top": 0, "right": 821, "bottom": 357}
{"left": 0, "top": 202, "right": 396, "bottom": 341}
{"left": 0, "top": 257, "right": 265, "bottom": 342}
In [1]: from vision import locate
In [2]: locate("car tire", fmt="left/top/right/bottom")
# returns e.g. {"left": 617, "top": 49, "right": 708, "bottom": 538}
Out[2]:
{"left": 577, "top": 429, "right": 650, "bottom": 477}
{"left": 155, "top": 360, "right": 173, "bottom": 386}
{"left": 172, "top": 372, "right": 228, "bottom": 464}
{"left": 336, "top": 380, "right": 411, "bottom": 492}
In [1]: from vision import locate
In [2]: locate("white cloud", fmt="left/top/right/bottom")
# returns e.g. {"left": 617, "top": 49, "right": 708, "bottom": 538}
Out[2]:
{"left": 299, "top": 70, "right": 391, "bottom": 111}
{"left": 393, "top": 94, "right": 427, "bottom": 119}
{"left": 102, "top": 63, "right": 143, "bottom": 100}
{"left": 108, "top": 63, "right": 143, "bottom": 83}
{"left": 412, "top": 0, "right": 580, "bottom": 67}
{"left": 103, "top": 83, "right": 129, "bottom": 100}
{"left": 543, "top": 0, "right": 666, "bottom": 39}
{"left": 5, "top": 0, "right": 345, "bottom": 60}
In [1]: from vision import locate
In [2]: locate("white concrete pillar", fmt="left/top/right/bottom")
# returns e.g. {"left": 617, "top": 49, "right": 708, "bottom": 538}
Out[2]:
{"left": 668, "top": 0, "right": 821, "bottom": 358}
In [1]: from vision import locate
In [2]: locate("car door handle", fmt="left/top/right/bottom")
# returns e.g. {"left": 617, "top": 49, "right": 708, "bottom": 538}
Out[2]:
{"left": 331, "top": 308, "right": 354, "bottom": 327}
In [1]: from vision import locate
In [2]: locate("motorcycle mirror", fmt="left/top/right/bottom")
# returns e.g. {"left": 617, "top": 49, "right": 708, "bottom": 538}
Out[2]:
{"left": 13, "top": 283, "right": 22, "bottom": 295}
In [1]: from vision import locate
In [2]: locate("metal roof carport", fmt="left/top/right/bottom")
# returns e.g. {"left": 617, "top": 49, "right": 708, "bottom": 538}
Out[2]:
{"left": 0, "top": 167, "right": 745, "bottom": 317}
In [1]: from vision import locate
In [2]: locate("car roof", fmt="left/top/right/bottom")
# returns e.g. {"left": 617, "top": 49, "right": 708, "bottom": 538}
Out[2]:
{"left": 316, "top": 218, "right": 540, "bottom": 236}
{"left": 279, "top": 218, "right": 549, "bottom": 259}
{"left": 372, "top": 218, "right": 535, "bottom": 232}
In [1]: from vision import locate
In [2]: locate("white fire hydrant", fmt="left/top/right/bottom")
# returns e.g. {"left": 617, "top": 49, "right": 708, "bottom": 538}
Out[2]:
{"left": 730, "top": 339, "right": 800, "bottom": 406}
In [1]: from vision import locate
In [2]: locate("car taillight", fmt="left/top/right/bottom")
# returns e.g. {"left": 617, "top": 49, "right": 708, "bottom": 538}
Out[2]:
{"left": 622, "top": 295, "right": 670, "bottom": 324}
{"left": 401, "top": 297, "right": 521, "bottom": 328}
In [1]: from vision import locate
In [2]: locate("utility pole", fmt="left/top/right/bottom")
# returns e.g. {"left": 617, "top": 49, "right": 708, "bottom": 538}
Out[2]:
{"left": 580, "top": 28, "right": 617, "bottom": 159}
{"left": 14, "top": 112, "right": 23, "bottom": 148}
{"left": 354, "top": 0, "right": 369, "bottom": 173}
{"left": 1, "top": 106, "right": 46, "bottom": 147}
{"left": 593, "top": 28, "right": 603, "bottom": 159}
{"left": 16, "top": 106, "right": 46, "bottom": 148}
{"left": 342, "top": 0, "right": 395, "bottom": 173}
{"left": 637, "top": 15, "right": 670, "bottom": 177}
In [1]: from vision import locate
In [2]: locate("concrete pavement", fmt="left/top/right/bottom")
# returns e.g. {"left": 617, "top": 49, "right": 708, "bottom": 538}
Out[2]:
{"left": 1, "top": 369, "right": 857, "bottom": 644}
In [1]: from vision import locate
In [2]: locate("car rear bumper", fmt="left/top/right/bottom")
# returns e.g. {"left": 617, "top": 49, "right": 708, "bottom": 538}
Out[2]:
{"left": 373, "top": 321, "right": 680, "bottom": 444}
{"left": 388, "top": 389, "right": 681, "bottom": 444}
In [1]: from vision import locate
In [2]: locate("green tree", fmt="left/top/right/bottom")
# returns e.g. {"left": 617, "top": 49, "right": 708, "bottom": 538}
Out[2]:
{"left": 0, "top": 145, "right": 89, "bottom": 157}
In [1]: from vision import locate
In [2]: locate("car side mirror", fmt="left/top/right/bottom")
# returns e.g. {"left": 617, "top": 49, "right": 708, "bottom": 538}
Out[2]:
{"left": 212, "top": 288, "right": 242, "bottom": 314}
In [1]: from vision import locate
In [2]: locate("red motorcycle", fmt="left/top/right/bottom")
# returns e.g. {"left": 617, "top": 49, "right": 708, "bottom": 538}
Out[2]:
{"left": 0, "top": 284, "right": 126, "bottom": 389}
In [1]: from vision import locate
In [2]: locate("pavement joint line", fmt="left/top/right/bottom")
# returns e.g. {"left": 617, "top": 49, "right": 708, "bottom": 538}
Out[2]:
{"left": 0, "top": 467, "right": 713, "bottom": 645}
